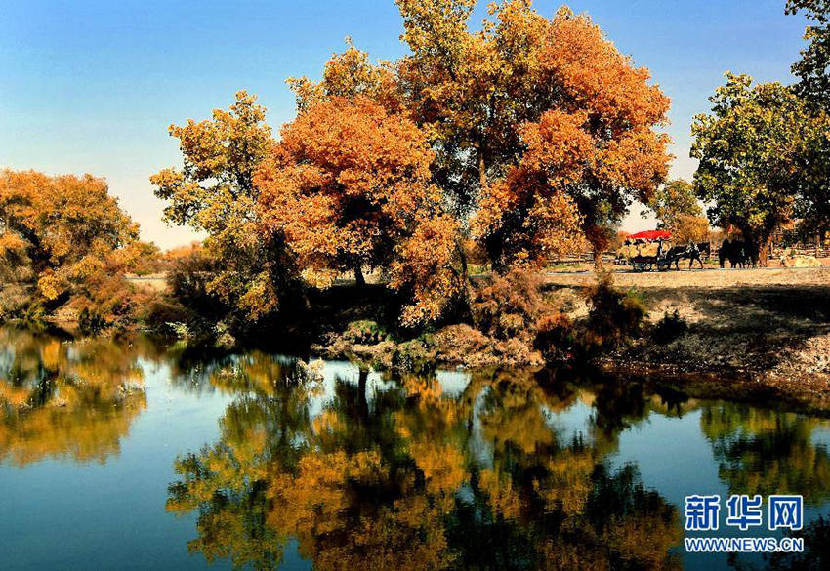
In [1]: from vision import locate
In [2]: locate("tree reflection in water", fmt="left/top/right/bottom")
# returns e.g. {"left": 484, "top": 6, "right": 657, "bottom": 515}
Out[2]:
{"left": 0, "top": 327, "right": 147, "bottom": 465}
{"left": 701, "top": 403, "right": 830, "bottom": 504}
{"left": 4, "top": 326, "right": 830, "bottom": 568}
{"left": 167, "top": 359, "right": 683, "bottom": 570}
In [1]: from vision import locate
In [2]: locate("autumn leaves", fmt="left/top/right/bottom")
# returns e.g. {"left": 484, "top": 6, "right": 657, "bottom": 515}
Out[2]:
{"left": 0, "top": 170, "right": 155, "bottom": 327}
{"left": 256, "top": 97, "right": 463, "bottom": 325}
{"left": 151, "top": 1, "right": 672, "bottom": 326}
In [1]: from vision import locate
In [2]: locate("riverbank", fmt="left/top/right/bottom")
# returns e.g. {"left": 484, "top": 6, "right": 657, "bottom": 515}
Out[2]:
{"left": 545, "top": 266, "right": 830, "bottom": 410}
{"left": 15, "top": 265, "right": 830, "bottom": 410}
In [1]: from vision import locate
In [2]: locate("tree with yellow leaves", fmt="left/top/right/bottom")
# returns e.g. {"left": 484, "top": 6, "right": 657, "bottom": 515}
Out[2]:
{"left": 0, "top": 169, "right": 152, "bottom": 328}
{"left": 393, "top": 1, "right": 671, "bottom": 266}
{"left": 150, "top": 91, "right": 302, "bottom": 324}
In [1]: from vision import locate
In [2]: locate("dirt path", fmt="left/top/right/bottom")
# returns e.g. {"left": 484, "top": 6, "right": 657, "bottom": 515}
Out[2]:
{"left": 544, "top": 266, "right": 830, "bottom": 289}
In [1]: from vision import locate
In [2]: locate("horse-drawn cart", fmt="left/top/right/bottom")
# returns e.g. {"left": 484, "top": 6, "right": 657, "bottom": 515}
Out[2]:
{"left": 618, "top": 230, "right": 710, "bottom": 271}
{"left": 617, "top": 230, "right": 674, "bottom": 271}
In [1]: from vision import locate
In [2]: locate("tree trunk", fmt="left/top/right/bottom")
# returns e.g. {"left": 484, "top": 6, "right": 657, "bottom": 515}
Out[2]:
{"left": 584, "top": 223, "right": 607, "bottom": 271}
{"left": 353, "top": 264, "right": 365, "bottom": 287}
{"left": 478, "top": 147, "right": 487, "bottom": 190}
{"left": 456, "top": 237, "right": 470, "bottom": 281}
{"left": 593, "top": 248, "right": 604, "bottom": 270}
{"left": 759, "top": 233, "right": 774, "bottom": 267}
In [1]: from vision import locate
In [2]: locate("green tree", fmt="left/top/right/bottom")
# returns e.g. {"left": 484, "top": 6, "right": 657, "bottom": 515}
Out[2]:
{"left": 788, "top": 0, "right": 830, "bottom": 110}
{"left": 787, "top": 0, "right": 830, "bottom": 243}
{"left": 647, "top": 179, "right": 702, "bottom": 229}
{"left": 691, "top": 74, "right": 824, "bottom": 264}
{"left": 150, "top": 91, "right": 300, "bottom": 325}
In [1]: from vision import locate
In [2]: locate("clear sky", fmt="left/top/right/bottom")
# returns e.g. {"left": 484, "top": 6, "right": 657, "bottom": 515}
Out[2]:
{"left": 0, "top": 0, "right": 811, "bottom": 249}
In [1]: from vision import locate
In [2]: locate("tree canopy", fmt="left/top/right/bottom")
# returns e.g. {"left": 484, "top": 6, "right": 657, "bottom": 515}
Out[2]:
{"left": 400, "top": 1, "right": 671, "bottom": 261}
{"left": 0, "top": 169, "right": 150, "bottom": 324}
{"left": 788, "top": 0, "right": 830, "bottom": 111}
{"left": 150, "top": 91, "right": 300, "bottom": 323}
{"left": 646, "top": 179, "right": 709, "bottom": 243}
{"left": 647, "top": 180, "right": 701, "bottom": 230}
{"left": 787, "top": 0, "right": 830, "bottom": 241}
{"left": 255, "top": 96, "right": 466, "bottom": 323}
{"left": 691, "top": 74, "right": 826, "bottom": 263}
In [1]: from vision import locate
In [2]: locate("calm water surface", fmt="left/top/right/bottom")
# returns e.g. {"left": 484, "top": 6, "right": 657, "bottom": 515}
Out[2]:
{"left": 1, "top": 326, "right": 829, "bottom": 570}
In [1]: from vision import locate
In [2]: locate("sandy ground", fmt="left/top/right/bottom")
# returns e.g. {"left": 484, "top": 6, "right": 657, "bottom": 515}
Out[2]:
{"left": 544, "top": 265, "right": 830, "bottom": 289}
{"left": 124, "top": 273, "right": 168, "bottom": 292}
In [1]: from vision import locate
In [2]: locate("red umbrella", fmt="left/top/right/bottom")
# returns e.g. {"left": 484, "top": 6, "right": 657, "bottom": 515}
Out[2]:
{"left": 628, "top": 230, "right": 672, "bottom": 241}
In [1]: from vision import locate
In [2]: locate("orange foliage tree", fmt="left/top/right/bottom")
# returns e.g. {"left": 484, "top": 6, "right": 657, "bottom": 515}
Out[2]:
{"left": 299, "top": 1, "right": 671, "bottom": 268}
{"left": 256, "top": 97, "right": 466, "bottom": 324}
{"left": 370, "top": 1, "right": 670, "bottom": 266}
{"left": 0, "top": 169, "right": 151, "bottom": 325}
{"left": 455, "top": 4, "right": 672, "bottom": 266}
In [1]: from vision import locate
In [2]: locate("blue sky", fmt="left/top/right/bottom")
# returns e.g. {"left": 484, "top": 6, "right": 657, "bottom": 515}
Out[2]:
{"left": 0, "top": 0, "right": 810, "bottom": 249}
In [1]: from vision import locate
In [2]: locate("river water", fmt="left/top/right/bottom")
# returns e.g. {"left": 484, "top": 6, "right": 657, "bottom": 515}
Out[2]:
{"left": 1, "top": 325, "right": 829, "bottom": 570}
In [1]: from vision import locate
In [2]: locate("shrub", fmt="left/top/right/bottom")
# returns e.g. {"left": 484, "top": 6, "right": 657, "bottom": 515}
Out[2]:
{"left": 78, "top": 307, "right": 107, "bottom": 336}
{"left": 652, "top": 310, "right": 688, "bottom": 345}
{"left": 534, "top": 312, "right": 576, "bottom": 363}
{"left": 0, "top": 284, "right": 31, "bottom": 321}
{"left": 392, "top": 336, "right": 437, "bottom": 374}
{"left": 143, "top": 246, "right": 237, "bottom": 344}
{"left": 167, "top": 247, "right": 227, "bottom": 320}
{"left": 20, "top": 302, "right": 47, "bottom": 327}
{"left": 342, "top": 320, "right": 390, "bottom": 345}
{"left": 581, "top": 274, "right": 646, "bottom": 353}
{"left": 471, "top": 268, "right": 547, "bottom": 342}
{"left": 434, "top": 324, "right": 495, "bottom": 367}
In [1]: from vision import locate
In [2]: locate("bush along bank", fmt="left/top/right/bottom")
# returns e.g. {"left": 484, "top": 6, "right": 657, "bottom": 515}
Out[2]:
{"left": 312, "top": 270, "right": 652, "bottom": 374}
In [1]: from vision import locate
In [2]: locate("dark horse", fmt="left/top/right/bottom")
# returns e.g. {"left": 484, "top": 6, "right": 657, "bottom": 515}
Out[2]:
{"left": 719, "top": 239, "right": 749, "bottom": 268}
{"left": 697, "top": 241, "right": 712, "bottom": 261}
{"left": 669, "top": 242, "right": 708, "bottom": 269}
